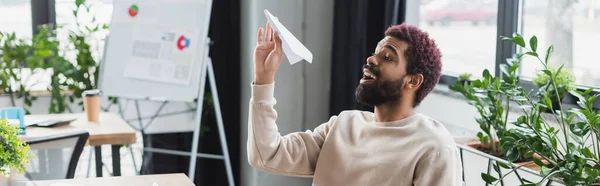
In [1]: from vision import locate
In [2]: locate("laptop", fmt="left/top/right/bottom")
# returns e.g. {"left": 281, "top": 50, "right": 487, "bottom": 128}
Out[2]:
{"left": 25, "top": 118, "right": 77, "bottom": 127}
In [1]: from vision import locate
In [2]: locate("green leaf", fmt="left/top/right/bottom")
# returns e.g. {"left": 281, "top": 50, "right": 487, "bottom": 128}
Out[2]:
{"left": 34, "top": 49, "right": 51, "bottom": 57}
{"left": 516, "top": 115, "right": 527, "bottom": 125}
{"left": 75, "top": 0, "right": 85, "bottom": 7}
{"left": 481, "top": 173, "right": 498, "bottom": 184}
{"left": 533, "top": 158, "right": 545, "bottom": 167}
{"left": 525, "top": 52, "right": 538, "bottom": 57}
{"left": 500, "top": 64, "right": 510, "bottom": 76}
{"left": 497, "top": 162, "right": 510, "bottom": 169}
{"left": 513, "top": 96, "right": 527, "bottom": 102}
{"left": 506, "top": 147, "right": 519, "bottom": 162}
{"left": 541, "top": 166, "right": 551, "bottom": 176}
{"left": 567, "top": 143, "right": 578, "bottom": 155}
{"left": 493, "top": 163, "right": 501, "bottom": 173}
{"left": 494, "top": 78, "right": 501, "bottom": 90}
{"left": 551, "top": 137, "right": 557, "bottom": 149}
{"left": 512, "top": 33, "right": 526, "bottom": 47}
{"left": 501, "top": 36, "right": 513, "bottom": 41}
{"left": 543, "top": 96, "right": 553, "bottom": 110}
{"left": 584, "top": 88, "right": 594, "bottom": 95}
{"left": 482, "top": 136, "right": 490, "bottom": 146}
{"left": 521, "top": 178, "right": 534, "bottom": 184}
{"left": 588, "top": 95, "right": 599, "bottom": 107}
{"left": 483, "top": 69, "right": 491, "bottom": 78}
{"left": 509, "top": 63, "right": 520, "bottom": 74}
{"left": 545, "top": 45, "right": 554, "bottom": 64}
{"left": 571, "top": 110, "right": 588, "bottom": 123}
{"left": 572, "top": 91, "right": 589, "bottom": 110}
{"left": 102, "top": 24, "right": 109, "bottom": 29}
{"left": 524, "top": 151, "right": 534, "bottom": 158}
{"left": 547, "top": 127, "right": 555, "bottom": 133}
{"left": 501, "top": 136, "right": 516, "bottom": 144}
{"left": 555, "top": 64, "right": 565, "bottom": 79}
{"left": 529, "top": 36, "right": 537, "bottom": 52}
{"left": 583, "top": 147, "right": 596, "bottom": 159}
{"left": 570, "top": 132, "right": 583, "bottom": 144}
{"left": 542, "top": 69, "right": 552, "bottom": 77}
{"left": 533, "top": 141, "right": 543, "bottom": 152}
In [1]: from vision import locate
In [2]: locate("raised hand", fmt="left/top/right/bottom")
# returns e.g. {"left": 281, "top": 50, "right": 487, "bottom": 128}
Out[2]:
{"left": 254, "top": 21, "right": 283, "bottom": 85}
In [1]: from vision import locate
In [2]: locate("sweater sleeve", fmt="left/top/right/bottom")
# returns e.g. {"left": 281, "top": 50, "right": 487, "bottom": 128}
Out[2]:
{"left": 413, "top": 145, "right": 464, "bottom": 186}
{"left": 247, "top": 82, "right": 334, "bottom": 177}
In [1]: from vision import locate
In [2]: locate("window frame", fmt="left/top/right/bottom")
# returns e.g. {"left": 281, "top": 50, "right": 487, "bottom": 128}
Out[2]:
{"left": 31, "top": 0, "right": 56, "bottom": 35}
{"left": 416, "top": 0, "right": 600, "bottom": 110}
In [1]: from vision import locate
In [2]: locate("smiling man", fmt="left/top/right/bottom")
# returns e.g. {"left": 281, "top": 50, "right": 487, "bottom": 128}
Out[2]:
{"left": 248, "top": 22, "right": 463, "bottom": 186}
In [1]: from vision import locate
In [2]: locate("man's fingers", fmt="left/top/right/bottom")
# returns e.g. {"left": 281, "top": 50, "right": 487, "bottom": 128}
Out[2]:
{"left": 273, "top": 31, "right": 282, "bottom": 54}
{"left": 257, "top": 27, "right": 264, "bottom": 45}
{"left": 266, "top": 22, "right": 272, "bottom": 42}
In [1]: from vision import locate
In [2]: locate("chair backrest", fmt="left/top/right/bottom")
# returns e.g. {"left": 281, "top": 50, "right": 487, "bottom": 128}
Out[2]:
{"left": 23, "top": 130, "right": 89, "bottom": 180}
{"left": 0, "top": 107, "right": 26, "bottom": 134}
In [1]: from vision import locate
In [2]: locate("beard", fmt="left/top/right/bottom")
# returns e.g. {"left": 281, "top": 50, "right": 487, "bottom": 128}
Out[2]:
{"left": 355, "top": 75, "right": 406, "bottom": 107}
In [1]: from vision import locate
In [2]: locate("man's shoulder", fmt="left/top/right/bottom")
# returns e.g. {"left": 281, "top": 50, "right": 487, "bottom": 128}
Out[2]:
{"left": 415, "top": 113, "right": 457, "bottom": 149}
{"left": 335, "top": 110, "right": 374, "bottom": 119}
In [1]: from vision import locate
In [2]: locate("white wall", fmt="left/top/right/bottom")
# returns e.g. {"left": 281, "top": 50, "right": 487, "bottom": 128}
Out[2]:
{"left": 239, "top": 0, "right": 334, "bottom": 185}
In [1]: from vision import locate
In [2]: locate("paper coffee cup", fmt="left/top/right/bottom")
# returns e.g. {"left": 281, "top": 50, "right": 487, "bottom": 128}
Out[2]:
{"left": 83, "top": 89, "right": 102, "bottom": 122}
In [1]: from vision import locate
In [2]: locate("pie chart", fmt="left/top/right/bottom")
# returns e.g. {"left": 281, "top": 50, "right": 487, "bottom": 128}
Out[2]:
{"left": 128, "top": 4, "right": 139, "bottom": 17}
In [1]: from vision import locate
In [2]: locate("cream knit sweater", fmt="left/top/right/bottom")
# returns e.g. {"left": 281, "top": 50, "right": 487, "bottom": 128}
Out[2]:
{"left": 247, "top": 83, "right": 463, "bottom": 186}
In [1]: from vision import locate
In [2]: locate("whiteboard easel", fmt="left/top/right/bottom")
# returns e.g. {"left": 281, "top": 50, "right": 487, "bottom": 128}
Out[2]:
{"left": 98, "top": 0, "right": 234, "bottom": 185}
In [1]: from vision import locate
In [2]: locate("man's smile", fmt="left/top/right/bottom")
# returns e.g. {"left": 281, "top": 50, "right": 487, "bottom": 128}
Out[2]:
{"left": 360, "top": 68, "right": 377, "bottom": 84}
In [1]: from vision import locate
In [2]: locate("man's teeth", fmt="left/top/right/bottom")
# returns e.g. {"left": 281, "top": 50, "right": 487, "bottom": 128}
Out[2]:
{"left": 364, "top": 73, "right": 375, "bottom": 79}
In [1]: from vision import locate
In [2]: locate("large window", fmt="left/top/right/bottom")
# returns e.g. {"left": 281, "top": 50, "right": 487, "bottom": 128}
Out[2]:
{"left": 519, "top": 0, "right": 600, "bottom": 88}
{"left": 419, "top": 0, "right": 499, "bottom": 77}
{"left": 55, "top": 0, "right": 113, "bottom": 62}
{"left": 0, "top": 0, "right": 32, "bottom": 38}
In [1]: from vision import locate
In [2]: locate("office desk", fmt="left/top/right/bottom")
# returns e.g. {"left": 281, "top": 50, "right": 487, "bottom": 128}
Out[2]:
{"left": 21, "top": 112, "right": 137, "bottom": 177}
{"left": 26, "top": 174, "right": 195, "bottom": 186}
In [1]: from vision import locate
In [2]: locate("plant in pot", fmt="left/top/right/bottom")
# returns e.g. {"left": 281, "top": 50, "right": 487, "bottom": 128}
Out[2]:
{"left": 482, "top": 33, "right": 600, "bottom": 186}
{"left": 458, "top": 73, "right": 473, "bottom": 85}
{"left": 0, "top": 31, "right": 39, "bottom": 114}
{"left": 449, "top": 55, "right": 528, "bottom": 163}
{"left": 532, "top": 65, "right": 576, "bottom": 113}
{"left": 44, "top": 0, "right": 110, "bottom": 113}
{"left": 0, "top": 119, "right": 31, "bottom": 183}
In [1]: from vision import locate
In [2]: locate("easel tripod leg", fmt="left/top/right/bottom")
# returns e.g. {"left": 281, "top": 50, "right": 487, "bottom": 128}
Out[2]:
{"left": 187, "top": 54, "right": 209, "bottom": 182}
{"left": 208, "top": 61, "right": 235, "bottom": 186}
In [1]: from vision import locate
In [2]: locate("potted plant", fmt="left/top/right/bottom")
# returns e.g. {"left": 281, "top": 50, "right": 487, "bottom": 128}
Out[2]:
{"left": 0, "top": 0, "right": 110, "bottom": 114}
{"left": 458, "top": 73, "right": 472, "bottom": 85}
{"left": 449, "top": 56, "right": 532, "bottom": 164}
{"left": 0, "top": 31, "right": 38, "bottom": 114}
{"left": 532, "top": 65, "right": 576, "bottom": 113}
{"left": 483, "top": 34, "right": 600, "bottom": 186}
{"left": 0, "top": 118, "right": 31, "bottom": 184}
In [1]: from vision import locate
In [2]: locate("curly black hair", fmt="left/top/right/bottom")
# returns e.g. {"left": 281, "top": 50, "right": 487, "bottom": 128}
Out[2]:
{"left": 384, "top": 23, "right": 442, "bottom": 107}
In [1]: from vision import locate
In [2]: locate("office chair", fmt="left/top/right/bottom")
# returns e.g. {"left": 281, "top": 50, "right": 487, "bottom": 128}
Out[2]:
{"left": 23, "top": 130, "right": 89, "bottom": 180}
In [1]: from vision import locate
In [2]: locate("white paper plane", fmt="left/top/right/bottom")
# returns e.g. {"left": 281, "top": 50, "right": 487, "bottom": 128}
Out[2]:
{"left": 264, "top": 9, "right": 313, "bottom": 64}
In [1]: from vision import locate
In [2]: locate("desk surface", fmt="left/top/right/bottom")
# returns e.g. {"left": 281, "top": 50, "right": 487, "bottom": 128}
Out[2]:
{"left": 25, "top": 174, "right": 194, "bottom": 186}
{"left": 22, "top": 112, "right": 137, "bottom": 146}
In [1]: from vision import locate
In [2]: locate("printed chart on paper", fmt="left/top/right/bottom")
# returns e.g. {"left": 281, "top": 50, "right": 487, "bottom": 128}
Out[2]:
{"left": 111, "top": 0, "right": 203, "bottom": 86}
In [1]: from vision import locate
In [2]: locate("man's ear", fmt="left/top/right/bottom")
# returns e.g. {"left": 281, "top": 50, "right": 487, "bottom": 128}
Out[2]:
{"left": 406, "top": 74, "right": 424, "bottom": 89}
